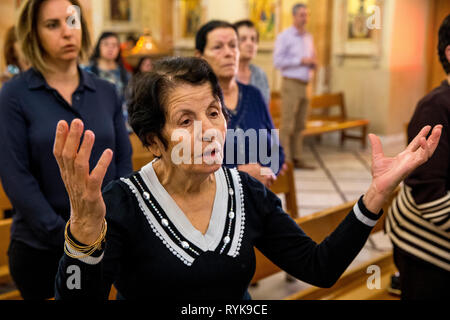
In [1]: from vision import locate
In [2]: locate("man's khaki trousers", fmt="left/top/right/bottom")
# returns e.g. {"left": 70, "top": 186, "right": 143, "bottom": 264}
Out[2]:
{"left": 279, "top": 77, "right": 309, "bottom": 162}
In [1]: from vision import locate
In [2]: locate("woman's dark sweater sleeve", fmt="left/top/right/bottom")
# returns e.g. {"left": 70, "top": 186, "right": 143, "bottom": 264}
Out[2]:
{"left": 242, "top": 172, "right": 382, "bottom": 288}
{"left": 55, "top": 181, "right": 133, "bottom": 300}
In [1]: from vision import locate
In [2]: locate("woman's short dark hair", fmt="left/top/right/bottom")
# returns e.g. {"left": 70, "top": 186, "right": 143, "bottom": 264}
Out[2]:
{"left": 438, "top": 14, "right": 450, "bottom": 74}
{"left": 195, "top": 20, "right": 238, "bottom": 54}
{"left": 127, "top": 57, "right": 228, "bottom": 150}
{"left": 234, "top": 19, "right": 259, "bottom": 42}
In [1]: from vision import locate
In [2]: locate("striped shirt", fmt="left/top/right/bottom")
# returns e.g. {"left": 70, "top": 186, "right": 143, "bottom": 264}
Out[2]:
{"left": 386, "top": 185, "right": 449, "bottom": 271}
{"left": 386, "top": 80, "right": 450, "bottom": 271}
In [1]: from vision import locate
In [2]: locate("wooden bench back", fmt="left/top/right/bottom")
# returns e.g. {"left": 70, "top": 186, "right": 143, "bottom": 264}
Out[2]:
{"left": 251, "top": 187, "right": 399, "bottom": 284}
{"left": 129, "top": 133, "right": 155, "bottom": 171}
{"left": 286, "top": 250, "right": 398, "bottom": 300}
{"left": 0, "top": 218, "right": 22, "bottom": 300}
{"left": 269, "top": 92, "right": 281, "bottom": 129}
{"left": 129, "top": 132, "right": 146, "bottom": 154}
{"left": 270, "top": 92, "right": 349, "bottom": 125}
{"left": 0, "top": 182, "right": 12, "bottom": 219}
{"left": 309, "top": 92, "right": 347, "bottom": 119}
{"left": 0, "top": 219, "right": 12, "bottom": 268}
{"left": 269, "top": 161, "right": 298, "bottom": 219}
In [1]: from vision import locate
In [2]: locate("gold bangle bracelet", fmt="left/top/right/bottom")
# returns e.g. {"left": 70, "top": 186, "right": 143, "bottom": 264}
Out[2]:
{"left": 64, "top": 218, "right": 107, "bottom": 258}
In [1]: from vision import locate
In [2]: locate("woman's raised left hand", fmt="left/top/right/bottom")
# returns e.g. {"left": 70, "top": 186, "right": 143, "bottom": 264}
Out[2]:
{"left": 363, "top": 124, "right": 442, "bottom": 213}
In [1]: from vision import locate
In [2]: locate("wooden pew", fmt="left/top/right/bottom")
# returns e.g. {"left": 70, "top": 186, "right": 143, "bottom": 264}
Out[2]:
{"left": 0, "top": 219, "right": 12, "bottom": 284}
{"left": 269, "top": 92, "right": 282, "bottom": 129}
{"left": 269, "top": 161, "right": 298, "bottom": 219}
{"left": 109, "top": 285, "right": 118, "bottom": 300}
{"left": 251, "top": 188, "right": 399, "bottom": 290}
{"left": 303, "top": 93, "right": 369, "bottom": 148}
{"left": 0, "top": 218, "right": 21, "bottom": 300}
{"left": 130, "top": 133, "right": 155, "bottom": 171}
{"left": 269, "top": 92, "right": 370, "bottom": 148}
{"left": 286, "top": 250, "right": 398, "bottom": 300}
{"left": 0, "top": 182, "right": 12, "bottom": 220}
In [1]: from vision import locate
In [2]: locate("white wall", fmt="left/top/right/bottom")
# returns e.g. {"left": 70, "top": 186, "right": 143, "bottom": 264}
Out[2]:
{"left": 205, "top": 0, "right": 247, "bottom": 22}
{"left": 329, "top": 0, "right": 430, "bottom": 135}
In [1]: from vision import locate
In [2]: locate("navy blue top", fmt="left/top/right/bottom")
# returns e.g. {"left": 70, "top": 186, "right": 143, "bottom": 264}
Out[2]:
{"left": 0, "top": 67, "right": 133, "bottom": 251}
{"left": 223, "top": 82, "right": 285, "bottom": 175}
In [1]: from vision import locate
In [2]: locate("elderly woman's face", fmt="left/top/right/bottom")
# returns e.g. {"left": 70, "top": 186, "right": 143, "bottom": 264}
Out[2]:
{"left": 155, "top": 82, "right": 227, "bottom": 175}
{"left": 200, "top": 27, "right": 239, "bottom": 80}
{"left": 37, "top": 0, "right": 82, "bottom": 63}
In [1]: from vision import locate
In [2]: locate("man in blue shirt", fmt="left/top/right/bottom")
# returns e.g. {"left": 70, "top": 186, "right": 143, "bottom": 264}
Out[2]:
{"left": 274, "top": 3, "right": 317, "bottom": 170}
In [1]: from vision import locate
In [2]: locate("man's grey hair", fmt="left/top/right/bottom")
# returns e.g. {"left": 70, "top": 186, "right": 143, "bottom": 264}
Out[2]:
{"left": 292, "top": 3, "right": 307, "bottom": 15}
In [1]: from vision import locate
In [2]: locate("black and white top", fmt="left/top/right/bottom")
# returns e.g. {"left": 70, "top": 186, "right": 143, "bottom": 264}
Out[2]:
{"left": 386, "top": 185, "right": 449, "bottom": 271}
{"left": 386, "top": 80, "right": 450, "bottom": 272}
{"left": 56, "top": 163, "right": 383, "bottom": 300}
{"left": 119, "top": 161, "right": 245, "bottom": 265}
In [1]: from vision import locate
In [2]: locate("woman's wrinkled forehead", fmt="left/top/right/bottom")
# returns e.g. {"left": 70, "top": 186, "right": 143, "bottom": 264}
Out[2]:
{"left": 162, "top": 82, "right": 219, "bottom": 117}
{"left": 206, "top": 27, "right": 238, "bottom": 45}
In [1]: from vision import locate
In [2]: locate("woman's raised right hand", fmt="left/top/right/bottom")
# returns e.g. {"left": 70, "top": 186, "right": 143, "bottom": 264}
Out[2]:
{"left": 53, "top": 119, "right": 113, "bottom": 245}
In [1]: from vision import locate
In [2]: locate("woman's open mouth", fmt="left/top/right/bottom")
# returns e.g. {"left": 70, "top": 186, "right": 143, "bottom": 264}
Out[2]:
{"left": 199, "top": 145, "right": 222, "bottom": 164}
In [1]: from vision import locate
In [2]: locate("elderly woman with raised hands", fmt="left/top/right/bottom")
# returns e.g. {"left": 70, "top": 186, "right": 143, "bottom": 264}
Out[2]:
{"left": 53, "top": 57, "right": 442, "bottom": 300}
{"left": 195, "top": 20, "right": 285, "bottom": 188}
{"left": 0, "top": 0, "right": 132, "bottom": 300}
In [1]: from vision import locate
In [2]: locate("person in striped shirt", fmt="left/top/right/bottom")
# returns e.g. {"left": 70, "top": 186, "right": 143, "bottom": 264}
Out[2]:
{"left": 386, "top": 14, "right": 450, "bottom": 300}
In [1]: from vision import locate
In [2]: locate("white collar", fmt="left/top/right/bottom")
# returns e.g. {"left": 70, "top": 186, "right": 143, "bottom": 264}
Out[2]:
{"left": 139, "top": 161, "right": 228, "bottom": 251}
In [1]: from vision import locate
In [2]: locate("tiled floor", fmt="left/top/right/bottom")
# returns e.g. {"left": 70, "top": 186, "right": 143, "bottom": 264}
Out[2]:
{"left": 249, "top": 132, "right": 405, "bottom": 299}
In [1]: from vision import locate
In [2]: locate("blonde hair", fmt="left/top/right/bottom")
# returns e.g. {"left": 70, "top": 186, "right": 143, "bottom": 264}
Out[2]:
{"left": 16, "top": 0, "right": 91, "bottom": 74}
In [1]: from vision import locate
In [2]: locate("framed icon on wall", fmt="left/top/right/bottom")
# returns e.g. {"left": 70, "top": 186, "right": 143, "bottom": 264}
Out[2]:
{"left": 248, "top": 0, "right": 278, "bottom": 41}
{"left": 110, "top": 0, "right": 131, "bottom": 22}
